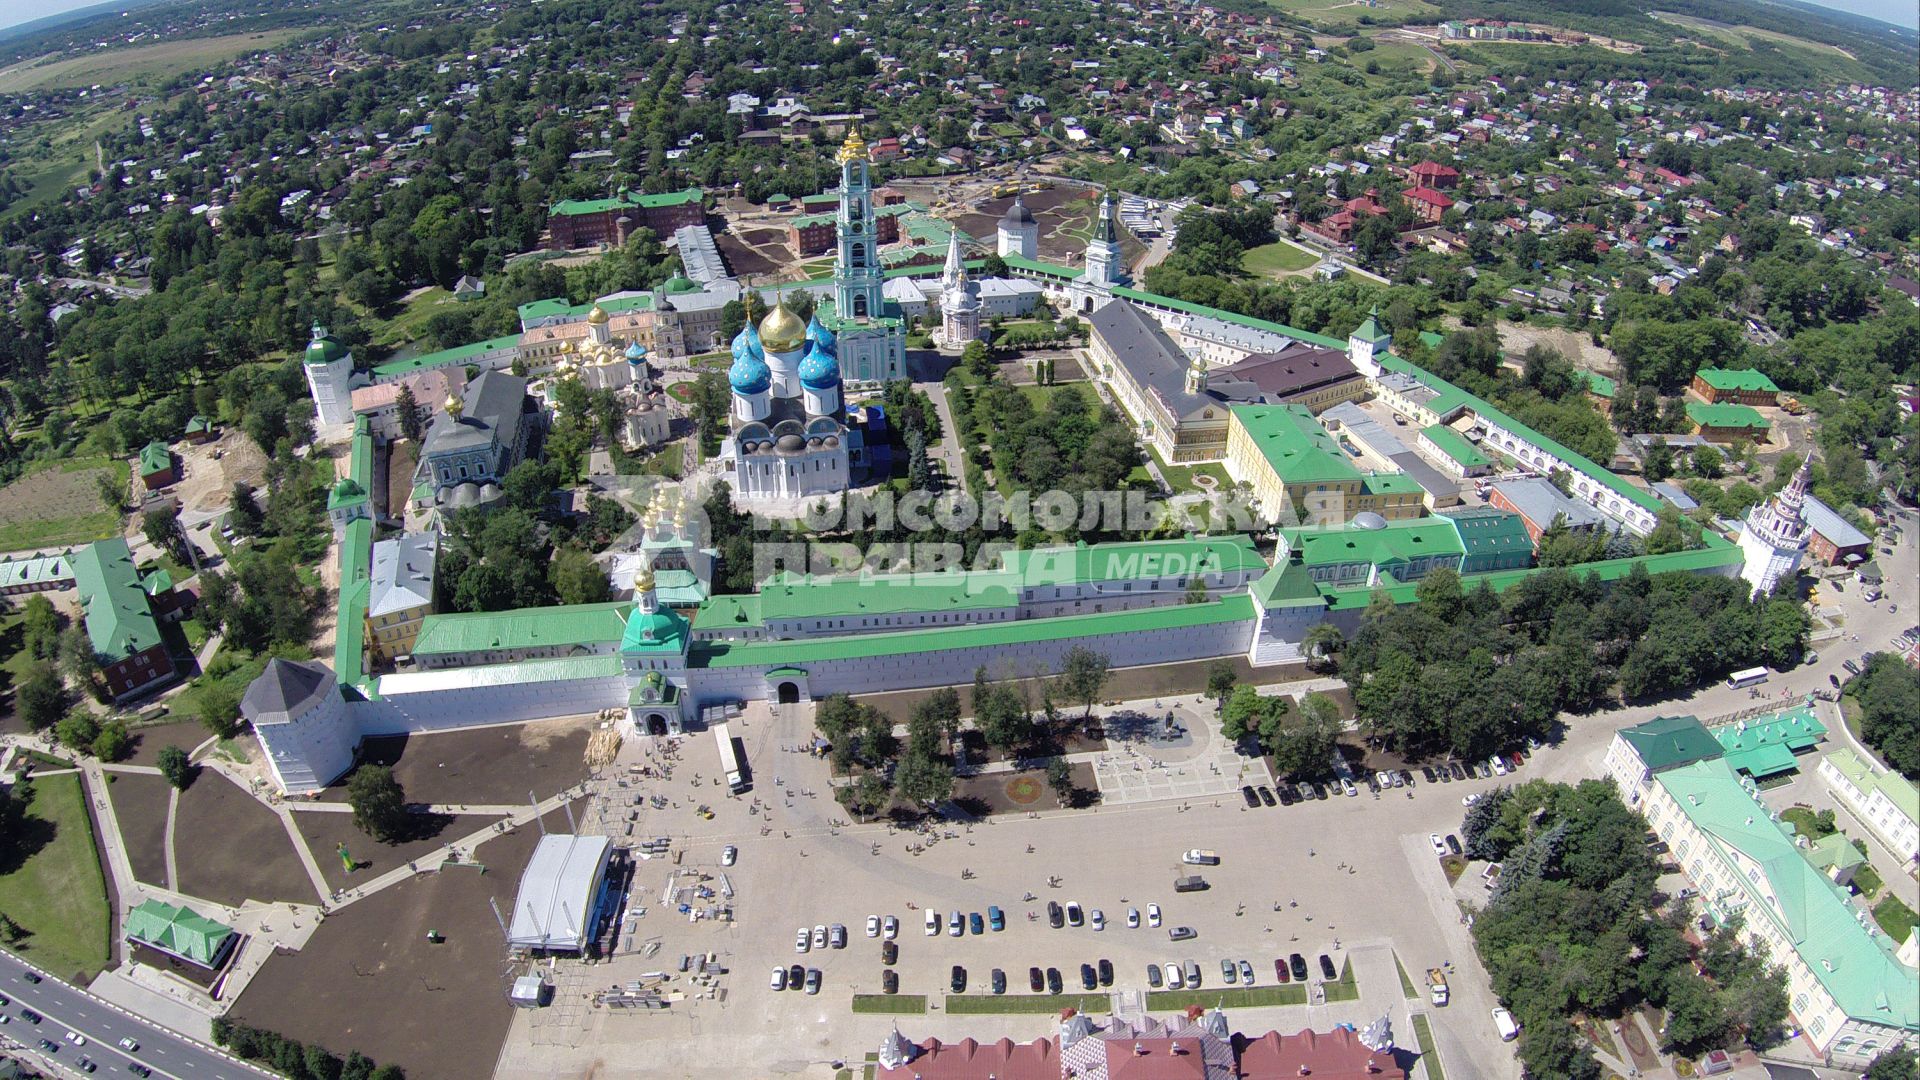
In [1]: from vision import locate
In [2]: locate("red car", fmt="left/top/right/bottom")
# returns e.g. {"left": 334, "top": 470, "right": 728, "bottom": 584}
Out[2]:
{"left": 1274, "top": 958, "right": 1291, "bottom": 983}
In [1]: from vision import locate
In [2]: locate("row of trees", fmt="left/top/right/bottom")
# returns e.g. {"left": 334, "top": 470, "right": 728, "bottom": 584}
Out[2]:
{"left": 211, "top": 1018, "right": 405, "bottom": 1080}
{"left": 1466, "top": 782, "right": 1788, "bottom": 1076}
{"left": 1339, "top": 565, "right": 1807, "bottom": 761}
{"left": 1848, "top": 654, "right": 1920, "bottom": 780}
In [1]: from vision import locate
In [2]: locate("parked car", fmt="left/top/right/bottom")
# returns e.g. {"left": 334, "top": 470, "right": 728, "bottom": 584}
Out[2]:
{"left": 1090, "top": 909, "right": 1105, "bottom": 931}
{"left": 1319, "top": 954, "right": 1338, "bottom": 980}
{"left": 1184, "top": 961, "right": 1202, "bottom": 988}
{"left": 1462, "top": 791, "right": 1483, "bottom": 807}
{"left": 17, "top": 1010, "right": 37, "bottom": 1025}
{"left": 1146, "top": 904, "right": 1162, "bottom": 928}
{"left": 969, "top": 912, "right": 984, "bottom": 936}
{"left": 804, "top": 968, "right": 822, "bottom": 995}
{"left": 721, "top": 845, "right": 737, "bottom": 866}
{"left": 1490, "top": 756, "right": 1509, "bottom": 776}
{"left": 948, "top": 911, "right": 964, "bottom": 937}
{"left": 1429, "top": 834, "right": 1448, "bottom": 858}
{"left": 1127, "top": 908, "right": 1141, "bottom": 929}
{"left": 76, "top": 1056, "right": 96, "bottom": 1073}
{"left": 1399, "top": 769, "right": 1416, "bottom": 787}
{"left": 830, "top": 923, "right": 847, "bottom": 949}
{"left": 1257, "top": 786, "right": 1276, "bottom": 806}
{"left": 866, "top": 915, "right": 881, "bottom": 938}
{"left": 1241, "top": 785, "right": 1260, "bottom": 808}
{"left": 882, "top": 969, "right": 899, "bottom": 995}
{"left": 1147, "top": 964, "right": 1163, "bottom": 988}
{"left": 951, "top": 966, "right": 968, "bottom": 993}
{"left": 1289, "top": 953, "right": 1309, "bottom": 981}
{"left": 1239, "top": 959, "right": 1255, "bottom": 984}
{"left": 1065, "top": 902, "right": 1084, "bottom": 927}
{"left": 1421, "top": 766, "right": 1437, "bottom": 783}
{"left": 988, "top": 906, "right": 1004, "bottom": 931}
{"left": 991, "top": 968, "right": 1006, "bottom": 995}
{"left": 1278, "top": 785, "right": 1297, "bottom": 805}
{"left": 1098, "top": 959, "right": 1113, "bottom": 987}
{"left": 1450, "top": 762, "right": 1468, "bottom": 780}
{"left": 881, "top": 940, "right": 898, "bottom": 965}
{"left": 1029, "top": 967, "right": 1045, "bottom": 992}
{"left": 926, "top": 909, "right": 941, "bottom": 935}
{"left": 770, "top": 966, "right": 788, "bottom": 990}
{"left": 129, "top": 1066, "right": 153, "bottom": 1078}
{"left": 813, "top": 924, "right": 827, "bottom": 950}
{"left": 1340, "top": 778, "right": 1357, "bottom": 797}
{"left": 1080, "top": 964, "right": 1097, "bottom": 990}
{"left": 1166, "top": 961, "right": 1185, "bottom": 989}
{"left": 1446, "top": 834, "right": 1462, "bottom": 855}
{"left": 1169, "top": 926, "right": 1197, "bottom": 941}
{"left": 1046, "top": 968, "right": 1063, "bottom": 994}
{"left": 1436, "top": 765, "right": 1453, "bottom": 783}
{"left": 883, "top": 915, "right": 899, "bottom": 939}
{"left": 1367, "top": 772, "right": 1381, "bottom": 794}
{"left": 1476, "top": 761, "right": 1494, "bottom": 779}
{"left": 1048, "top": 901, "right": 1064, "bottom": 928}
{"left": 1221, "top": 959, "right": 1238, "bottom": 984}
{"left": 1275, "top": 957, "right": 1290, "bottom": 982}
{"left": 789, "top": 963, "right": 805, "bottom": 989}
{"left": 795, "top": 928, "right": 811, "bottom": 953}
{"left": 37, "top": 1040, "right": 56, "bottom": 1054}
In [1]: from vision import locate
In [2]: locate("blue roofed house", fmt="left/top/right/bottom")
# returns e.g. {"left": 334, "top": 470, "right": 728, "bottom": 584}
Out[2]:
{"left": 1801, "top": 494, "right": 1871, "bottom": 568}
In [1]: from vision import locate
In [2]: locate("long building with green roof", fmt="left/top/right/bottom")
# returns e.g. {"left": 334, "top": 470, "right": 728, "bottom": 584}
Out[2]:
{"left": 1610, "top": 715, "right": 1920, "bottom": 1064}
{"left": 72, "top": 537, "right": 177, "bottom": 701}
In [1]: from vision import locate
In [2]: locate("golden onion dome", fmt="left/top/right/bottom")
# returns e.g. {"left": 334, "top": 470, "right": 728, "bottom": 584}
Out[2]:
{"left": 559, "top": 338, "right": 574, "bottom": 354}
{"left": 444, "top": 394, "right": 464, "bottom": 416}
{"left": 838, "top": 127, "right": 868, "bottom": 164}
{"left": 758, "top": 301, "right": 806, "bottom": 353}
{"left": 586, "top": 304, "right": 609, "bottom": 325}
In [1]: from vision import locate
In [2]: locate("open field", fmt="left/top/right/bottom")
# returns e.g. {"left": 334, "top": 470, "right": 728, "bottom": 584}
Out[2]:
{"left": 1261, "top": 0, "right": 1440, "bottom": 28}
{"left": 172, "top": 771, "right": 318, "bottom": 906}
{"left": 367, "top": 287, "right": 453, "bottom": 349}
{"left": 3, "top": 106, "right": 135, "bottom": 218}
{"left": 104, "top": 770, "right": 175, "bottom": 887}
{"left": 315, "top": 716, "right": 594, "bottom": 806}
{"left": 1650, "top": 11, "right": 1855, "bottom": 59}
{"left": 233, "top": 804, "right": 575, "bottom": 1080}
{"left": 1358, "top": 39, "right": 1444, "bottom": 78}
{"left": 1242, "top": 238, "right": 1321, "bottom": 278}
{"left": 0, "top": 772, "right": 113, "bottom": 982}
{"left": 0, "top": 31, "right": 305, "bottom": 93}
{"left": 291, "top": 809, "right": 508, "bottom": 894}
{"left": 0, "top": 455, "right": 127, "bottom": 552}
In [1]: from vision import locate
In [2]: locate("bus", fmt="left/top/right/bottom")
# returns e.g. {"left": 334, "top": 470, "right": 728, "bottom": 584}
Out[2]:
{"left": 712, "top": 722, "right": 748, "bottom": 793}
{"left": 1725, "top": 667, "right": 1769, "bottom": 690}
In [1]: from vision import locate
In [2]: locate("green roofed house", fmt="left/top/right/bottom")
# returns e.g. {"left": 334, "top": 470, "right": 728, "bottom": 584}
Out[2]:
{"left": 184, "top": 415, "right": 215, "bottom": 443}
{"left": 1444, "top": 507, "right": 1535, "bottom": 573}
{"left": 546, "top": 187, "right": 704, "bottom": 250}
{"left": 1278, "top": 516, "right": 1465, "bottom": 589}
{"left": 1691, "top": 367, "right": 1780, "bottom": 407}
{"left": 1818, "top": 749, "right": 1919, "bottom": 871}
{"left": 412, "top": 601, "right": 634, "bottom": 668}
{"left": 1585, "top": 372, "right": 1617, "bottom": 413}
{"left": 1686, "top": 400, "right": 1771, "bottom": 444}
{"left": 1418, "top": 423, "right": 1491, "bottom": 478}
{"left": 1607, "top": 715, "right": 1725, "bottom": 781}
{"left": 124, "top": 899, "right": 237, "bottom": 971}
{"left": 1712, "top": 706, "right": 1826, "bottom": 779}
{"left": 71, "top": 538, "right": 177, "bottom": 701}
{"left": 137, "top": 440, "right": 176, "bottom": 489}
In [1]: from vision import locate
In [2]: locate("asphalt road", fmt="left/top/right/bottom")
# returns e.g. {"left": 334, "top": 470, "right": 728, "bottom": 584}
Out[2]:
{"left": 1, "top": 951, "right": 269, "bottom": 1080}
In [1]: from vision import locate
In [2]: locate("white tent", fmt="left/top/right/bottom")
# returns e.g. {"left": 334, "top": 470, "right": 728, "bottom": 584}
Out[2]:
{"left": 508, "top": 834, "right": 612, "bottom": 952}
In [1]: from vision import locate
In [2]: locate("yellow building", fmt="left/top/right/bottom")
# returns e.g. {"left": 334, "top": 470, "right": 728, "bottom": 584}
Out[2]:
{"left": 1224, "top": 405, "right": 1425, "bottom": 526}
{"left": 366, "top": 533, "right": 437, "bottom": 661}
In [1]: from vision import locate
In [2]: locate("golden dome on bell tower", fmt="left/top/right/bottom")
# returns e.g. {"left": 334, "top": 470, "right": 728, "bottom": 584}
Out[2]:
{"left": 758, "top": 298, "right": 806, "bottom": 353}
{"left": 838, "top": 127, "right": 868, "bottom": 164}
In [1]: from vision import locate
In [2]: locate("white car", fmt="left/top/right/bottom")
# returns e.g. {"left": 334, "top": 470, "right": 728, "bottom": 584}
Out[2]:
{"left": 1146, "top": 904, "right": 1162, "bottom": 928}
{"left": 118, "top": 1039, "right": 138, "bottom": 1053}
{"left": 1341, "top": 778, "right": 1357, "bottom": 797}
{"left": 925, "top": 909, "right": 940, "bottom": 936}
{"left": 770, "top": 966, "right": 787, "bottom": 990}
{"left": 1166, "top": 959, "right": 1186, "bottom": 989}
{"left": 866, "top": 915, "right": 882, "bottom": 938}
{"left": 1462, "top": 792, "right": 1482, "bottom": 807}
{"left": 1490, "top": 756, "right": 1510, "bottom": 777}
{"left": 812, "top": 924, "right": 828, "bottom": 950}
{"left": 795, "top": 927, "right": 811, "bottom": 953}
{"left": 720, "top": 845, "right": 737, "bottom": 866}
{"left": 1430, "top": 834, "right": 1448, "bottom": 858}
{"left": 64, "top": 1031, "right": 85, "bottom": 1046}
{"left": 948, "top": 911, "right": 964, "bottom": 937}
{"left": 1127, "top": 908, "right": 1141, "bottom": 929}
{"left": 882, "top": 915, "right": 899, "bottom": 940}
{"left": 1090, "top": 909, "right": 1106, "bottom": 931}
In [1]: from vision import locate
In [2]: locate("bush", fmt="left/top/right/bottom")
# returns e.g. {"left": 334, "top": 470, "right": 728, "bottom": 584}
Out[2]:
{"left": 157, "top": 746, "right": 195, "bottom": 789}
{"left": 211, "top": 1018, "right": 404, "bottom": 1080}
{"left": 198, "top": 681, "right": 243, "bottom": 738}
{"left": 55, "top": 710, "right": 101, "bottom": 753}
{"left": 91, "top": 721, "right": 131, "bottom": 763}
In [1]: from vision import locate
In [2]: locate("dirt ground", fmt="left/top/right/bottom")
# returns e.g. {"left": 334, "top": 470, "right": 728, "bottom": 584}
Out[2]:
{"left": 314, "top": 717, "right": 595, "bottom": 807}
{"left": 1469, "top": 320, "right": 1618, "bottom": 379}
{"left": 856, "top": 655, "right": 1312, "bottom": 722}
{"left": 0, "top": 463, "right": 116, "bottom": 542}
{"left": 231, "top": 803, "right": 578, "bottom": 1080}
{"left": 104, "top": 770, "right": 174, "bottom": 887}
{"left": 120, "top": 720, "right": 209, "bottom": 767}
{"left": 714, "top": 229, "right": 784, "bottom": 279}
{"left": 172, "top": 771, "right": 319, "bottom": 906}
{"left": 167, "top": 429, "right": 269, "bottom": 516}
{"left": 385, "top": 440, "right": 418, "bottom": 520}
{"left": 290, "top": 809, "right": 508, "bottom": 894}
{"left": 953, "top": 760, "right": 1100, "bottom": 816}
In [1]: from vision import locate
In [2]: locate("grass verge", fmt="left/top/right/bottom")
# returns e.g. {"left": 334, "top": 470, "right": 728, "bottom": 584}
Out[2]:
{"left": 1394, "top": 951, "right": 1418, "bottom": 999}
{"left": 1147, "top": 983, "right": 1308, "bottom": 1010}
{"left": 947, "top": 992, "right": 1109, "bottom": 1014}
{"left": 1873, "top": 894, "right": 1916, "bottom": 944}
{"left": 1411, "top": 1013, "right": 1445, "bottom": 1080}
{"left": 1324, "top": 957, "right": 1360, "bottom": 1003}
{"left": 0, "top": 772, "right": 113, "bottom": 981}
{"left": 1242, "top": 238, "right": 1321, "bottom": 277}
{"left": 851, "top": 994, "right": 926, "bottom": 1014}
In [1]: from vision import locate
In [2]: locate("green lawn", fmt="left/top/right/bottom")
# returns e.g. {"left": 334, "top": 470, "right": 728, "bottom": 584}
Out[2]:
{"left": 0, "top": 454, "right": 128, "bottom": 551}
{"left": 1325, "top": 957, "right": 1360, "bottom": 1003}
{"left": 1242, "top": 239, "right": 1321, "bottom": 278}
{"left": 946, "top": 992, "right": 1111, "bottom": 1014}
{"left": 367, "top": 287, "right": 453, "bottom": 349}
{"left": 1851, "top": 861, "right": 1883, "bottom": 900}
{"left": 851, "top": 994, "right": 926, "bottom": 1014}
{"left": 1145, "top": 447, "right": 1232, "bottom": 495}
{"left": 1394, "top": 952, "right": 1418, "bottom": 998}
{"left": 1411, "top": 1013, "right": 1445, "bottom": 1080}
{"left": 1148, "top": 983, "right": 1308, "bottom": 1010}
{"left": 0, "top": 772, "right": 113, "bottom": 982}
{"left": 1873, "top": 894, "right": 1917, "bottom": 945}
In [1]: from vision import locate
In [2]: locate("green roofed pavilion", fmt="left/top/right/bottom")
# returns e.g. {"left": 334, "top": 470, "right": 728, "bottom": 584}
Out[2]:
{"left": 1694, "top": 368, "right": 1779, "bottom": 393}
{"left": 124, "top": 899, "right": 236, "bottom": 970}
{"left": 1618, "top": 715, "right": 1724, "bottom": 773}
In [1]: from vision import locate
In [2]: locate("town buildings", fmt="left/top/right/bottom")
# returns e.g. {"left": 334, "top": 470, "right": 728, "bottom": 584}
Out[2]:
{"left": 72, "top": 538, "right": 178, "bottom": 702}
{"left": 1737, "top": 455, "right": 1813, "bottom": 596}
{"left": 367, "top": 533, "right": 438, "bottom": 662}
{"left": 417, "top": 370, "right": 538, "bottom": 508}
{"left": 544, "top": 188, "right": 706, "bottom": 249}
{"left": 1818, "top": 750, "right": 1919, "bottom": 872}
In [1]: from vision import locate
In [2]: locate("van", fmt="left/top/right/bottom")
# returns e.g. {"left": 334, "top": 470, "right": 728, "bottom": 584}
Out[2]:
{"left": 1174, "top": 875, "right": 1208, "bottom": 893}
{"left": 1492, "top": 1008, "right": 1521, "bottom": 1041}
{"left": 1182, "top": 849, "right": 1220, "bottom": 865}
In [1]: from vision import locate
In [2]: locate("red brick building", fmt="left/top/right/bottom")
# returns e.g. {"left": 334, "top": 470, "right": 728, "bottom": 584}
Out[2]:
{"left": 72, "top": 538, "right": 178, "bottom": 702}
{"left": 1403, "top": 186, "right": 1455, "bottom": 225}
{"left": 1407, "top": 160, "right": 1460, "bottom": 190}
{"left": 1235, "top": 1028, "right": 1406, "bottom": 1078}
{"left": 546, "top": 188, "right": 705, "bottom": 250}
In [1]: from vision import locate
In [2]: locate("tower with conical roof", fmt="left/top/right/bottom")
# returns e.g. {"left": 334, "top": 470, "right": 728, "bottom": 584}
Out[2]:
{"left": 997, "top": 193, "right": 1038, "bottom": 259}
{"left": 1083, "top": 193, "right": 1127, "bottom": 289}
{"left": 1347, "top": 305, "right": 1391, "bottom": 380}
{"left": 1738, "top": 453, "right": 1814, "bottom": 597}
{"left": 938, "top": 230, "right": 981, "bottom": 346}
{"left": 303, "top": 324, "right": 359, "bottom": 428}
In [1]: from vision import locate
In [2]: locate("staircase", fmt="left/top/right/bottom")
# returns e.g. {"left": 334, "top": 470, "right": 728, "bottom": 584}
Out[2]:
{"left": 1247, "top": 637, "right": 1302, "bottom": 667}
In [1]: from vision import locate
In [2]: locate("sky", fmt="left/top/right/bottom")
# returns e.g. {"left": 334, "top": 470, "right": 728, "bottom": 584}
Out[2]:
{"left": 0, "top": 0, "right": 1914, "bottom": 41}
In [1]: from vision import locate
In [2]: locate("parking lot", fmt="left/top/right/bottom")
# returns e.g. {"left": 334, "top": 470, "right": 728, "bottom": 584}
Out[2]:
{"left": 493, "top": 689, "right": 1531, "bottom": 1080}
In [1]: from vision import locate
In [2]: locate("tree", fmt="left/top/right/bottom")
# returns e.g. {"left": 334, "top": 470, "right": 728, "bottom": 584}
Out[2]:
{"left": 1204, "top": 659, "right": 1237, "bottom": 706}
{"left": 1461, "top": 785, "right": 1512, "bottom": 861}
{"left": 893, "top": 752, "right": 954, "bottom": 806}
{"left": 92, "top": 720, "right": 131, "bottom": 762}
{"left": 394, "top": 383, "right": 425, "bottom": 443}
{"left": 1865, "top": 1047, "right": 1920, "bottom": 1080}
{"left": 1057, "top": 645, "right": 1110, "bottom": 719}
{"left": 348, "top": 766, "right": 410, "bottom": 842}
{"left": 962, "top": 339, "right": 994, "bottom": 379}
{"left": 94, "top": 471, "right": 123, "bottom": 513}
{"left": 55, "top": 710, "right": 101, "bottom": 753}
{"left": 198, "top": 682, "right": 243, "bottom": 738}
{"left": 17, "top": 667, "right": 65, "bottom": 730}
{"left": 1046, "top": 757, "right": 1074, "bottom": 806}
{"left": 229, "top": 483, "right": 264, "bottom": 535}
{"left": 21, "top": 595, "right": 63, "bottom": 660}
{"left": 1303, "top": 623, "right": 1345, "bottom": 671}
{"left": 548, "top": 548, "right": 609, "bottom": 605}
{"left": 158, "top": 745, "right": 195, "bottom": 789}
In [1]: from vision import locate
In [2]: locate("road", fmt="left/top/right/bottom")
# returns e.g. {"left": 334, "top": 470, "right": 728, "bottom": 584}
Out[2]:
{"left": 0, "top": 951, "right": 270, "bottom": 1080}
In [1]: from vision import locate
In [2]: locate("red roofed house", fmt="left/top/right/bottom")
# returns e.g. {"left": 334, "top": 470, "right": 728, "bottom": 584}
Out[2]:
{"left": 874, "top": 1029, "right": 1059, "bottom": 1080}
{"left": 1235, "top": 1028, "right": 1405, "bottom": 1079}
{"left": 1402, "top": 186, "right": 1455, "bottom": 225}
{"left": 1407, "top": 160, "right": 1460, "bottom": 190}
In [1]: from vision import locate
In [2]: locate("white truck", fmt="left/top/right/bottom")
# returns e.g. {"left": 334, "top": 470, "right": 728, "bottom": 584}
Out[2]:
{"left": 1181, "top": 849, "right": 1220, "bottom": 865}
{"left": 1426, "top": 968, "right": 1449, "bottom": 1007}
{"left": 1492, "top": 1007, "right": 1520, "bottom": 1041}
